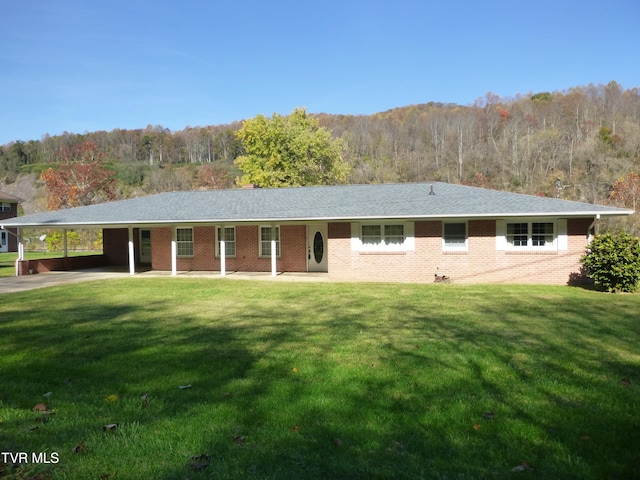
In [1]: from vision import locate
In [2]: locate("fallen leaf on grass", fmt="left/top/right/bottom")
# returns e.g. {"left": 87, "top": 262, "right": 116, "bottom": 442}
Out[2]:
{"left": 190, "top": 453, "right": 211, "bottom": 471}
{"left": 178, "top": 384, "right": 192, "bottom": 390}
{"left": 191, "top": 454, "right": 211, "bottom": 462}
{"left": 511, "top": 462, "right": 534, "bottom": 472}
{"left": 72, "top": 442, "right": 86, "bottom": 454}
{"left": 102, "top": 423, "right": 119, "bottom": 432}
{"left": 43, "top": 392, "right": 53, "bottom": 398}
{"left": 387, "top": 441, "right": 407, "bottom": 454}
{"left": 621, "top": 377, "right": 631, "bottom": 386}
{"left": 106, "top": 394, "right": 118, "bottom": 403}
{"left": 473, "top": 423, "right": 481, "bottom": 430}
{"left": 32, "top": 403, "right": 48, "bottom": 412}
{"left": 292, "top": 367, "right": 298, "bottom": 373}
{"left": 290, "top": 425, "right": 301, "bottom": 432}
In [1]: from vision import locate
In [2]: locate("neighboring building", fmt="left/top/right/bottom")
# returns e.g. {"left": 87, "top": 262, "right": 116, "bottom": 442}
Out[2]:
{"left": 0, "top": 183, "right": 633, "bottom": 284}
{"left": 0, "top": 191, "right": 21, "bottom": 253}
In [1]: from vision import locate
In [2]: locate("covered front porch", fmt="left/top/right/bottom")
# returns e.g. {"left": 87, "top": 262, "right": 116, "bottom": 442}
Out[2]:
{"left": 14, "top": 222, "right": 330, "bottom": 278}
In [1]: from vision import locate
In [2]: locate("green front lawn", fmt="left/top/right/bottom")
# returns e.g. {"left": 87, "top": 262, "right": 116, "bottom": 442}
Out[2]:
{"left": 1, "top": 280, "right": 639, "bottom": 479}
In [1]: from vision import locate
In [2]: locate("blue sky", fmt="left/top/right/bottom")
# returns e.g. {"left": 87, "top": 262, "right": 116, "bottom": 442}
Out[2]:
{"left": 1, "top": 0, "right": 638, "bottom": 145}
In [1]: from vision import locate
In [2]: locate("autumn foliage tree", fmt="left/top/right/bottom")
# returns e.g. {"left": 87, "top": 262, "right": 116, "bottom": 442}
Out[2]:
{"left": 610, "top": 172, "right": 640, "bottom": 211}
{"left": 195, "top": 164, "right": 232, "bottom": 190}
{"left": 40, "top": 141, "right": 118, "bottom": 209}
{"left": 609, "top": 172, "right": 640, "bottom": 235}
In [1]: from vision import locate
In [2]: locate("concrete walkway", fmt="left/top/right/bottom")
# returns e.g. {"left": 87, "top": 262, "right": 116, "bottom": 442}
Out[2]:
{"left": 0, "top": 269, "right": 329, "bottom": 294}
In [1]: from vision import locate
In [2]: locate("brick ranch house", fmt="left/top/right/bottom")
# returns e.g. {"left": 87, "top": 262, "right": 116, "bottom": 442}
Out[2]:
{"left": 1, "top": 182, "right": 633, "bottom": 284}
{"left": 0, "top": 191, "right": 21, "bottom": 253}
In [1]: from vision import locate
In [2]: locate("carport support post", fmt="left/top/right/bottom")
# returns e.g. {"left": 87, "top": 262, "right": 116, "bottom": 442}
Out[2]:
{"left": 271, "top": 225, "right": 277, "bottom": 277}
{"left": 127, "top": 227, "right": 135, "bottom": 276}
{"left": 63, "top": 229, "right": 68, "bottom": 258}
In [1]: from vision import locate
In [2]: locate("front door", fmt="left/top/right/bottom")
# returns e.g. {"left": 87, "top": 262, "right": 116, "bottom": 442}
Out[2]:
{"left": 139, "top": 229, "right": 151, "bottom": 264}
{"left": 0, "top": 230, "right": 7, "bottom": 253}
{"left": 307, "top": 224, "right": 328, "bottom": 272}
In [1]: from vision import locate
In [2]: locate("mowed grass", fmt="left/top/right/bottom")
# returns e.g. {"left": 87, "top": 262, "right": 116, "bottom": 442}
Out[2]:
{"left": 1, "top": 279, "right": 639, "bottom": 479}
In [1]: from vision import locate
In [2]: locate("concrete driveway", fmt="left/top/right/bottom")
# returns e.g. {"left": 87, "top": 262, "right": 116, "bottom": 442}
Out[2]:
{"left": 0, "top": 269, "right": 329, "bottom": 294}
{"left": 0, "top": 268, "right": 132, "bottom": 294}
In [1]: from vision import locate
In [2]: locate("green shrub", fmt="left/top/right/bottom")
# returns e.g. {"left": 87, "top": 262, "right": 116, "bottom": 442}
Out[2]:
{"left": 581, "top": 232, "right": 640, "bottom": 292}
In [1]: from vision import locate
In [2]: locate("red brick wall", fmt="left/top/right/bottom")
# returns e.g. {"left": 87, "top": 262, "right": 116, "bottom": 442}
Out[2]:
{"left": 27, "top": 255, "right": 107, "bottom": 273}
{"left": 149, "top": 224, "right": 307, "bottom": 272}
{"left": 328, "top": 218, "right": 592, "bottom": 285}
{"left": 103, "top": 228, "right": 130, "bottom": 266}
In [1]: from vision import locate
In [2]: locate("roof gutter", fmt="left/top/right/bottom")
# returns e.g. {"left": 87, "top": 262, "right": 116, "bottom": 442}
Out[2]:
{"left": 0, "top": 208, "right": 634, "bottom": 229}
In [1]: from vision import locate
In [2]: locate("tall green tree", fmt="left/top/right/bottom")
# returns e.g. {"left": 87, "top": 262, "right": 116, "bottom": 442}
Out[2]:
{"left": 234, "top": 108, "right": 349, "bottom": 187}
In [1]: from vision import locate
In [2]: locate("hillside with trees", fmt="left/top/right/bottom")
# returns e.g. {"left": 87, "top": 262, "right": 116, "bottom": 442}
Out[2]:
{"left": 1, "top": 81, "right": 639, "bottom": 232}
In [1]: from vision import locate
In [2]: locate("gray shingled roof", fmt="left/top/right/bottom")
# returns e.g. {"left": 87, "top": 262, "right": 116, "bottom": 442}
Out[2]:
{"left": 0, "top": 191, "right": 22, "bottom": 203}
{"left": 1, "top": 182, "right": 633, "bottom": 228}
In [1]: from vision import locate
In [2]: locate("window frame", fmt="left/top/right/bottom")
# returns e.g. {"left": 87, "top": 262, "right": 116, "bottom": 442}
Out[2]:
{"left": 352, "top": 222, "right": 414, "bottom": 252}
{"left": 504, "top": 219, "right": 557, "bottom": 250}
{"left": 175, "top": 227, "right": 194, "bottom": 257}
{"left": 442, "top": 222, "right": 468, "bottom": 251}
{"left": 0, "top": 203, "right": 11, "bottom": 212}
{"left": 216, "top": 226, "right": 236, "bottom": 258}
{"left": 259, "top": 225, "right": 280, "bottom": 258}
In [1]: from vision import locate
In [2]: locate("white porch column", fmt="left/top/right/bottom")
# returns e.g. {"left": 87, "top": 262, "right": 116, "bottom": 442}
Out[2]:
{"left": 220, "top": 235, "right": 226, "bottom": 277}
{"left": 271, "top": 225, "right": 277, "bottom": 277}
{"left": 63, "top": 229, "right": 68, "bottom": 258}
{"left": 127, "top": 227, "right": 135, "bottom": 275}
{"left": 16, "top": 239, "right": 24, "bottom": 276}
{"left": 171, "top": 227, "right": 177, "bottom": 276}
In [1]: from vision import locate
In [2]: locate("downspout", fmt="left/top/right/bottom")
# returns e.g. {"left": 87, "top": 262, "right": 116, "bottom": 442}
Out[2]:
{"left": 587, "top": 214, "right": 600, "bottom": 244}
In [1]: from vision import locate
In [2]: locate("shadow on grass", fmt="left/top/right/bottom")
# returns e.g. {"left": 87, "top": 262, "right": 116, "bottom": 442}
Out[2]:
{"left": 0, "top": 281, "right": 639, "bottom": 479}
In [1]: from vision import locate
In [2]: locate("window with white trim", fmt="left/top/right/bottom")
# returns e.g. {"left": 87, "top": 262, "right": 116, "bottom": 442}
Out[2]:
{"left": 352, "top": 222, "right": 415, "bottom": 252}
{"left": 506, "top": 221, "right": 555, "bottom": 248}
{"left": 443, "top": 222, "right": 467, "bottom": 250}
{"left": 259, "top": 226, "right": 280, "bottom": 257}
{"left": 216, "top": 227, "right": 236, "bottom": 257}
{"left": 361, "top": 223, "right": 405, "bottom": 247}
{"left": 0, "top": 203, "right": 11, "bottom": 212}
{"left": 176, "top": 227, "right": 194, "bottom": 257}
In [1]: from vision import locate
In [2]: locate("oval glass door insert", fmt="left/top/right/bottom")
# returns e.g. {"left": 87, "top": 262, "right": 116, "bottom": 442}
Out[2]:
{"left": 313, "top": 231, "right": 324, "bottom": 263}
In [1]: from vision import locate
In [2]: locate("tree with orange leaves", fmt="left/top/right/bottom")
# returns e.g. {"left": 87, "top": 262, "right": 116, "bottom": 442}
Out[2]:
{"left": 40, "top": 141, "right": 118, "bottom": 209}
{"left": 610, "top": 172, "right": 640, "bottom": 211}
